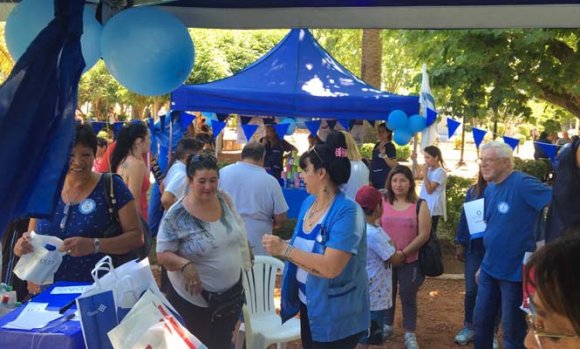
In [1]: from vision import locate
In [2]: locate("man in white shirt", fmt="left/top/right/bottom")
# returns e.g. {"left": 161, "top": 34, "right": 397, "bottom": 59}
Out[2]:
{"left": 219, "top": 142, "right": 289, "bottom": 255}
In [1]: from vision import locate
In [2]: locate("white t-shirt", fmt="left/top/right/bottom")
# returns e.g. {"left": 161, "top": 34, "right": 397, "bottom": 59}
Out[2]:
{"left": 419, "top": 167, "right": 447, "bottom": 218}
{"left": 366, "top": 224, "right": 396, "bottom": 311}
{"left": 219, "top": 161, "right": 289, "bottom": 255}
{"left": 341, "top": 160, "right": 370, "bottom": 200}
{"left": 156, "top": 195, "right": 247, "bottom": 307}
{"left": 163, "top": 161, "right": 188, "bottom": 200}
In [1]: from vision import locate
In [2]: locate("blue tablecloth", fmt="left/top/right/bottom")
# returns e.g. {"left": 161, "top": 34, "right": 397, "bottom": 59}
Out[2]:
{"left": 283, "top": 188, "right": 309, "bottom": 219}
{"left": 0, "top": 281, "right": 89, "bottom": 349}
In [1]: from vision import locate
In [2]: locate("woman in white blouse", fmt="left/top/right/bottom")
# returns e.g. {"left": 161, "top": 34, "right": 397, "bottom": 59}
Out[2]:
{"left": 419, "top": 145, "right": 448, "bottom": 232}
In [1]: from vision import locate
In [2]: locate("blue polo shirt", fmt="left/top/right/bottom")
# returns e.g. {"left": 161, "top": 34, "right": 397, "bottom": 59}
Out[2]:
{"left": 280, "top": 192, "right": 369, "bottom": 342}
{"left": 482, "top": 171, "right": 551, "bottom": 282}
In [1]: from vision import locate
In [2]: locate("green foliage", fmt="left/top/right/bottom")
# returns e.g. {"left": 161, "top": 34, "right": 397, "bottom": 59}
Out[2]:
{"left": 540, "top": 119, "right": 561, "bottom": 135}
{"left": 440, "top": 175, "right": 473, "bottom": 240}
{"left": 359, "top": 143, "right": 375, "bottom": 160}
{"left": 396, "top": 145, "right": 411, "bottom": 160}
{"left": 517, "top": 124, "right": 533, "bottom": 140}
{"left": 276, "top": 218, "right": 297, "bottom": 240}
{"left": 513, "top": 157, "right": 551, "bottom": 181}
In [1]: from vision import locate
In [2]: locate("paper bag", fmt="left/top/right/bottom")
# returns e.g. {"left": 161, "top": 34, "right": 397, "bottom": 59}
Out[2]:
{"left": 13, "top": 231, "right": 64, "bottom": 284}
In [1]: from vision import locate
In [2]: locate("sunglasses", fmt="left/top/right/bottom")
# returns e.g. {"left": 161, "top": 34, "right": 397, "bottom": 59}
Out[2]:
{"left": 188, "top": 152, "right": 218, "bottom": 165}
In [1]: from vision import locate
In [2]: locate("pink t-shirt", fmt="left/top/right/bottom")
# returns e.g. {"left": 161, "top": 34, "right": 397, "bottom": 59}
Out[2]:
{"left": 380, "top": 199, "right": 419, "bottom": 263}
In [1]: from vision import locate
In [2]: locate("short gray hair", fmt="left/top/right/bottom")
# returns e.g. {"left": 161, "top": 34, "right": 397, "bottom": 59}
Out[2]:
{"left": 241, "top": 142, "right": 265, "bottom": 161}
{"left": 480, "top": 141, "right": 514, "bottom": 166}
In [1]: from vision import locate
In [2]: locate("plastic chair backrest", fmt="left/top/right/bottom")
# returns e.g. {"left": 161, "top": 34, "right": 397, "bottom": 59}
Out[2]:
{"left": 242, "top": 255, "right": 284, "bottom": 316}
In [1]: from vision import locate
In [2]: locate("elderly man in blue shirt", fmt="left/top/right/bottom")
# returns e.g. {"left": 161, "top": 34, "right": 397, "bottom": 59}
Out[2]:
{"left": 474, "top": 141, "right": 552, "bottom": 349}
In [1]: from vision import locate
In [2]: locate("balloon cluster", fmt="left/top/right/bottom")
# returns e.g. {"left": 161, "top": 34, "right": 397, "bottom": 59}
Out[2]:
{"left": 5, "top": 0, "right": 195, "bottom": 96}
{"left": 387, "top": 110, "right": 427, "bottom": 145}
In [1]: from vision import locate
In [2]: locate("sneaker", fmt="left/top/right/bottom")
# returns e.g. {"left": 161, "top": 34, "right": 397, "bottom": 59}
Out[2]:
{"left": 405, "top": 332, "right": 420, "bottom": 349}
{"left": 493, "top": 334, "right": 499, "bottom": 349}
{"left": 383, "top": 324, "right": 393, "bottom": 339}
{"left": 454, "top": 327, "right": 475, "bottom": 345}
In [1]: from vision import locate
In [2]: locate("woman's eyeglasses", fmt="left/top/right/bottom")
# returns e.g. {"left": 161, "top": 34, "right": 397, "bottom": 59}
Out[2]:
{"left": 526, "top": 297, "right": 579, "bottom": 349}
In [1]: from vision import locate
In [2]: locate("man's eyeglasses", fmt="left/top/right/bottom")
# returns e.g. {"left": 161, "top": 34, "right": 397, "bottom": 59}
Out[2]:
{"left": 526, "top": 297, "right": 579, "bottom": 349}
{"left": 477, "top": 157, "right": 503, "bottom": 165}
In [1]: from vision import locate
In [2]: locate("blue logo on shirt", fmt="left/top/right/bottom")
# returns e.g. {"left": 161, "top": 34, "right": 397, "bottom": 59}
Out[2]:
{"left": 497, "top": 201, "right": 510, "bottom": 214}
{"left": 79, "top": 199, "right": 96, "bottom": 214}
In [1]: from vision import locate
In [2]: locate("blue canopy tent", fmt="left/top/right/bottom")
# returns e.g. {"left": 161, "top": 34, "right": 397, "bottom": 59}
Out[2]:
{"left": 172, "top": 28, "right": 420, "bottom": 121}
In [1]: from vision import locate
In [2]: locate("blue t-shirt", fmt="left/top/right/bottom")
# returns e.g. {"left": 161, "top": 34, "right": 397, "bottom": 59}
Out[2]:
{"left": 482, "top": 171, "right": 551, "bottom": 282}
{"left": 36, "top": 175, "right": 134, "bottom": 282}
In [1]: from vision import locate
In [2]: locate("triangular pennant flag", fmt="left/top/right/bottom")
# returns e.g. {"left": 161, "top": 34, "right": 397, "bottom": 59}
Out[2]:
{"left": 147, "top": 117, "right": 155, "bottom": 133}
{"left": 338, "top": 119, "right": 350, "bottom": 130}
{"left": 210, "top": 119, "right": 226, "bottom": 138}
{"left": 112, "top": 122, "right": 124, "bottom": 140}
{"left": 91, "top": 121, "right": 106, "bottom": 134}
{"left": 503, "top": 136, "right": 520, "bottom": 150}
{"left": 535, "top": 142, "right": 558, "bottom": 161}
{"left": 274, "top": 123, "right": 291, "bottom": 140}
{"left": 326, "top": 120, "right": 337, "bottom": 130}
{"left": 180, "top": 112, "right": 196, "bottom": 131}
{"left": 216, "top": 113, "right": 229, "bottom": 122}
{"left": 472, "top": 127, "right": 488, "bottom": 148}
{"left": 305, "top": 120, "right": 321, "bottom": 136}
{"left": 240, "top": 116, "right": 252, "bottom": 125}
{"left": 426, "top": 108, "right": 438, "bottom": 127}
{"left": 242, "top": 124, "right": 259, "bottom": 141}
{"left": 447, "top": 118, "right": 461, "bottom": 140}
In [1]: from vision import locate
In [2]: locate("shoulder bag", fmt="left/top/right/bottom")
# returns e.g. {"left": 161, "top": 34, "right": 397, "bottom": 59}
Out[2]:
{"left": 416, "top": 199, "right": 444, "bottom": 277}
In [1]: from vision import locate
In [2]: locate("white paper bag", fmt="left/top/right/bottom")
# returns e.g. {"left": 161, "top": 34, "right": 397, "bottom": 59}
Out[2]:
{"left": 108, "top": 289, "right": 207, "bottom": 349}
{"left": 13, "top": 231, "right": 64, "bottom": 284}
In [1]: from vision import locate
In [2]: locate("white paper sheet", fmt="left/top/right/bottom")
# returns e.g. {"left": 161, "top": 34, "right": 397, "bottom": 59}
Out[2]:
{"left": 51, "top": 286, "right": 90, "bottom": 295}
{"left": 463, "top": 198, "right": 486, "bottom": 239}
{"left": 2, "top": 302, "right": 63, "bottom": 330}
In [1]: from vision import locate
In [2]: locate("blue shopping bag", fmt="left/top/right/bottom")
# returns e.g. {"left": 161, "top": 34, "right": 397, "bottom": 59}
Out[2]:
{"left": 77, "top": 289, "right": 118, "bottom": 349}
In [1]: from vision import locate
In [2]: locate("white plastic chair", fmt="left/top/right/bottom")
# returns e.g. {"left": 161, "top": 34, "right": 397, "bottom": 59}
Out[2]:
{"left": 240, "top": 255, "right": 301, "bottom": 349}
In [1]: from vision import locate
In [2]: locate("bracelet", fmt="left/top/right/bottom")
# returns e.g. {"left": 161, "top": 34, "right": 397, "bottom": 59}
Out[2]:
{"left": 283, "top": 244, "right": 293, "bottom": 259}
{"left": 399, "top": 250, "right": 407, "bottom": 259}
{"left": 180, "top": 261, "right": 193, "bottom": 273}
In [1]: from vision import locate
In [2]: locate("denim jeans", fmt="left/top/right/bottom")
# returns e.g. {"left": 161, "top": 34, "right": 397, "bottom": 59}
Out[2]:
{"left": 464, "top": 244, "right": 485, "bottom": 328}
{"left": 474, "top": 270, "right": 526, "bottom": 349}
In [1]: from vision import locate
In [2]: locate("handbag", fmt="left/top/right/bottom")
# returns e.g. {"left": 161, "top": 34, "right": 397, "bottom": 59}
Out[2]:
{"left": 416, "top": 199, "right": 444, "bottom": 277}
{"left": 201, "top": 274, "right": 245, "bottom": 322}
{"left": 102, "top": 173, "right": 152, "bottom": 267}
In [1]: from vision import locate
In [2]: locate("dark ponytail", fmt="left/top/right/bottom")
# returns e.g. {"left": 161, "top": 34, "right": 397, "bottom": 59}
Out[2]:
{"left": 111, "top": 122, "right": 148, "bottom": 172}
{"left": 299, "top": 130, "right": 351, "bottom": 186}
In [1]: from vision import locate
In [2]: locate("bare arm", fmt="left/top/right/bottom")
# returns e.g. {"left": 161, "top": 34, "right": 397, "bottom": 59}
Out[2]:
{"left": 122, "top": 159, "right": 147, "bottom": 212}
{"left": 157, "top": 251, "right": 203, "bottom": 294}
{"left": 161, "top": 191, "right": 177, "bottom": 210}
{"left": 262, "top": 235, "right": 352, "bottom": 278}
{"left": 401, "top": 201, "right": 431, "bottom": 256}
{"left": 384, "top": 157, "right": 398, "bottom": 168}
{"left": 422, "top": 171, "right": 440, "bottom": 194}
{"left": 272, "top": 212, "right": 287, "bottom": 230}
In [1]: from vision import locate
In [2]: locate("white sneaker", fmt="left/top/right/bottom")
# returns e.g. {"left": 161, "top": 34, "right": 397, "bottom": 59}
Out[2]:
{"left": 405, "top": 332, "right": 420, "bottom": 349}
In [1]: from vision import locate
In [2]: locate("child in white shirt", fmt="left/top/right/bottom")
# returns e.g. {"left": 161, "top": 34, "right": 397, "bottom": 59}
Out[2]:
{"left": 355, "top": 185, "right": 405, "bottom": 348}
{"left": 419, "top": 145, "right": 448, "bottom": 233}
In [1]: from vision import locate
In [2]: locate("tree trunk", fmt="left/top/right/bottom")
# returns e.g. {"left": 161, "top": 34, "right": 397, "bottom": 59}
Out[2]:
{"left": 361, "top": 29, "right": 383, "bottom": 89}
{"left": 459, "top": 116, "right": 466, "bottom": 166}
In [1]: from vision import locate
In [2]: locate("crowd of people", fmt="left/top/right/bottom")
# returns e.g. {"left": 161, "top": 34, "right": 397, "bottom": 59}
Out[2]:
{"left": 3, "top": 118, "right": 580, "bottom": 349}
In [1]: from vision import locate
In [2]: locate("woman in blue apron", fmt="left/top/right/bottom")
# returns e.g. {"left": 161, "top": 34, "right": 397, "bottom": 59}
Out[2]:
{"left": 261, "top": 125, "right": 297, "bottom": 179}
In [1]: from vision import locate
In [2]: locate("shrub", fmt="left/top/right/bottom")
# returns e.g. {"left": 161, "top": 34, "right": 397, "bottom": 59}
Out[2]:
{"left": 513, "top": 157, "right": 551, "bottom": 182}
{"left": 396, "top": 145, "right": 411, "bottom": 161}
{"left": 359, "top": 143, "right": 374, "bottom": 160}
{"left": 518, "top": 124, "right": 533, "bottom": 139}
{"left": 439, "top": 175, "right": 473, "bottom": 241}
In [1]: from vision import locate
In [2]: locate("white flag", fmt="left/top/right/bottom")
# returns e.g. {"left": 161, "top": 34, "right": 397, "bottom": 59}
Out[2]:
{"left": 420, "top": 64, "right": 439, "bottom": 150}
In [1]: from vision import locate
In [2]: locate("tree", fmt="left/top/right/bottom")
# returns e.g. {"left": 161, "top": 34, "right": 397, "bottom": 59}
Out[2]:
{"left": 361, "top": 29, "right": 382, "bottom": 89}
{"left": 400, "top": 29, "right": 580, "bottom": 121}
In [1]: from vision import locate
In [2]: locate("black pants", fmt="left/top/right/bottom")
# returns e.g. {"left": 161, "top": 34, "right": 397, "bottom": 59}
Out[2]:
{"left": 299, "top": 302, "right": 362, "bottom": 349}
{"left": 167, "top": 284, "right": 240, "bottom": 349}
{"left": 432, "top": 215, "right": 441, "bottom": 233}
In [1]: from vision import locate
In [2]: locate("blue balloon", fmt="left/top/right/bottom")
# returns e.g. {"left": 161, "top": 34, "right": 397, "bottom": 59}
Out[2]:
{"left": 5, "top": 0, "right": 102, "bottom": 72}
{"left": 280, "top": 118, "right": 297, "bottom": 135}
{"left": 393, "top": 128, "right": 412, "bottom": 145}
{"left": 407, "top": 114, "right": 427, "bottom": 134}
{"left": 100, "top": 7, "right": 194, "bottom": 96}
{"left": 387, "top": 110, "right": 408, "bottom": 130}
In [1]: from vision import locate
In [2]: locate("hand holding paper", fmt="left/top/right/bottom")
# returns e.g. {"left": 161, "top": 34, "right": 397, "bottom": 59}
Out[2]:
{"left": 13, "top": 231, "right": 65, "bottom": 285}
{"left": 463, "top": 198, "right": 486, "bottom": 239}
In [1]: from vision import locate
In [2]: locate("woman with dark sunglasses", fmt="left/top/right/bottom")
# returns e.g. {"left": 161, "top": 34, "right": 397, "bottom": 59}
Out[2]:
{"left": 524, "top": 233, "right": 580, "bottom": 349}
{"left": 156, "top": 152, "right": 252, "bottom": 349}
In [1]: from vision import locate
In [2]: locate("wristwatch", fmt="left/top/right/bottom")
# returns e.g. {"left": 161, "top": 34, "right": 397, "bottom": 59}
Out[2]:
{"left": 93, "top": 238, "right": 100, "bottom": 254}
{"left": 380, "top": 153, "right": 387, "bottom": 159}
